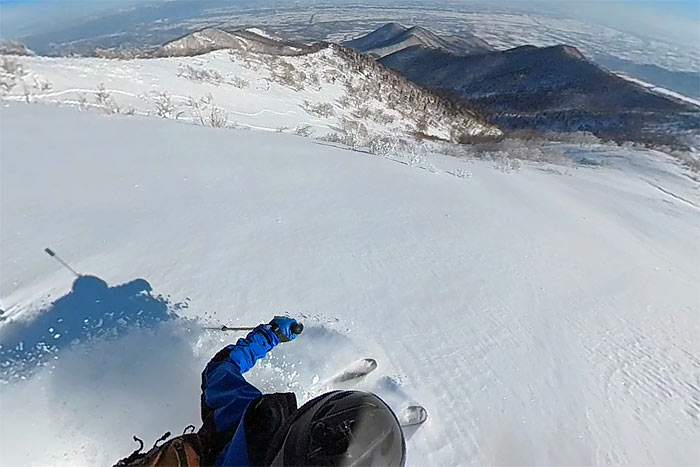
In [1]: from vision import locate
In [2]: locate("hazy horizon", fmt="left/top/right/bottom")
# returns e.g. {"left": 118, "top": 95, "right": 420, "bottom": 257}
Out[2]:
{"left": 1, "top": 0, "right": 698, "bottom": 48}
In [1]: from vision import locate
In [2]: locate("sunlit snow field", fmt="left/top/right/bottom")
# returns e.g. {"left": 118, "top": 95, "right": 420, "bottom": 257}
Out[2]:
{"left": 1, "top": 103, "right": 698, "bottom": 466}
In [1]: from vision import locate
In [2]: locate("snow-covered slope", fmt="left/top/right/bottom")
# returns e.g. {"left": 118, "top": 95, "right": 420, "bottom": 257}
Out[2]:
{"left": 0, "top": 41, "right": 500, "bottom": 143}
{"left": 1, "top": 104, "right": 699, "bottom": 466}
{"left": 345, "top": 23, "right": 491, "bottom": 58}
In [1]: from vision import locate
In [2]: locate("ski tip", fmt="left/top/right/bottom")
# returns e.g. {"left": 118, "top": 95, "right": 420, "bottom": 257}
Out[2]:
{"left": 363, "top": 358, "right": 378, "bottom": 370}
{"left": 328, "top": 358, "right": 379, "bottom": 384}
{"left": 400, "top": 405, "right": 428, "bottom": 428}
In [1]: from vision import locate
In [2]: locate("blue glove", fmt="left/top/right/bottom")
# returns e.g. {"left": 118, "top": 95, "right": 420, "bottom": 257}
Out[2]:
{"left": 269, "top": 316, "right": 301, "bottom": 342}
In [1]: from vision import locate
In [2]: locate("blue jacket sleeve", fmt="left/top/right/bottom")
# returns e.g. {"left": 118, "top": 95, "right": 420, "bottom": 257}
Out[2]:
{"left": 202, "top": 324, "right": 281, "bottom": 433}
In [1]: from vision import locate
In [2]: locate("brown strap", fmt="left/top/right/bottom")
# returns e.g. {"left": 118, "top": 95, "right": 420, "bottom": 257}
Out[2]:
{"left": 149, "top": 438, "right": 200, "bottom": 467}
{"left": 173, "top": 439, "right": 200, "bottom": 467}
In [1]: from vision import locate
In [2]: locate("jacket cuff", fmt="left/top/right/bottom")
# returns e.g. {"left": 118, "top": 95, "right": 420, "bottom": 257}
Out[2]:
{"left": 254, "top": 324, "right": 281, "bottom": 348}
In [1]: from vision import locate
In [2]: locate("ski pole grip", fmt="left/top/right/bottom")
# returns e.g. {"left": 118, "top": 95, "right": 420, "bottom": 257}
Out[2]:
{"left": 291, "top": 322, "right": 304, "bottom": 335}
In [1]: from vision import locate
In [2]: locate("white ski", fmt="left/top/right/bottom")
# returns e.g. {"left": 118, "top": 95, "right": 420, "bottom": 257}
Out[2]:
{"left": 328, "top": 358, "right": 378, "bottom": 384}
{"left": 399, "top": 405, "right": 428, "bottom": 428}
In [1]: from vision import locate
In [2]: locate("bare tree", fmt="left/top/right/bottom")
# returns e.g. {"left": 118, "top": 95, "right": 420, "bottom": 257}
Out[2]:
{"left": 151, "top": 91, "right": 175, "bottom": 118}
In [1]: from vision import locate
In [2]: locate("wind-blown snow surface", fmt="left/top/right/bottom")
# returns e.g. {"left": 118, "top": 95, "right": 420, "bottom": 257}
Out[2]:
{"left": 1, "top": 104, "right": 699, "bottom": 466}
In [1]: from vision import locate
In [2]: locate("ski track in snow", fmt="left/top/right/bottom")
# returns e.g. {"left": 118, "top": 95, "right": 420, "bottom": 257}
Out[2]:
{"left": 1, "top": 104, "right": 699, "bottom": 466}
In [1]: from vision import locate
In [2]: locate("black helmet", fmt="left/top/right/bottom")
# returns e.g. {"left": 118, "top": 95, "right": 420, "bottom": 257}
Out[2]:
{"left": 267, "top": 390, "right": 406, "bottom": 466}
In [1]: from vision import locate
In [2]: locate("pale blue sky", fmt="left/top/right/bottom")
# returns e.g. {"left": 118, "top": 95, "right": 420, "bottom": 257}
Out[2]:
{"left": 0, "top": 0, "right": 698, "bottom": 46}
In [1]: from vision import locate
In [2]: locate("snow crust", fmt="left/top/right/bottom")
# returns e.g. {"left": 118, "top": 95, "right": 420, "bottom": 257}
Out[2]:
{"left": 1, "top": 104, "right": 699, "bottom": 466}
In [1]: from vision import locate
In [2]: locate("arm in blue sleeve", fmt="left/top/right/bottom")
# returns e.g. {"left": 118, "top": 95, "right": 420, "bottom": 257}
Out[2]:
{"left": 201, "top": 324, "right": 281, "bottom": 433}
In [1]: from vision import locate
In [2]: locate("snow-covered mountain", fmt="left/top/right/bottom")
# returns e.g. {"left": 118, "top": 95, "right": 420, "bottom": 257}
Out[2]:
{"left": 154, "top": 27, "right": 317, "bottom": 58}
{"left": 0, "top": 29, "right": 501, "bottom": 144}
{"left": 344, "top": 22, "right": 491, "bottom": 58}
{"left": 379, "top": 44, "right": 700, "bottom": 149}
{"left": 2, "top": 102, "right": 699, "bottom": 466}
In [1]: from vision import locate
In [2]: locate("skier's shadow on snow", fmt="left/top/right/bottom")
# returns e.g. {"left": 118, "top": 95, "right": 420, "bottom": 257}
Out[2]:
{"left": 0, "top": 275, "right": 178, "bottom": 380}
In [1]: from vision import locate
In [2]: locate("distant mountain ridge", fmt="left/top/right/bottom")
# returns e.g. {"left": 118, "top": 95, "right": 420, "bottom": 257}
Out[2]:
{"left": 153, "top": 27, "right": 319, "bottom": 57}
{"left": 344, "top": 23, "right": 491, "bottom": 58}
{"left": 377, "top": 38, "right": 698, "bottom": 148}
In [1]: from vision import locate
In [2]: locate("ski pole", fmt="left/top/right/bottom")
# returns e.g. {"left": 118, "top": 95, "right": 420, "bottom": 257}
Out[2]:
{"left": 204, "top": 323, "right": 304, "bottom": 334}
{"left": 44, "top": 247, "right": 80, "bottom": 277}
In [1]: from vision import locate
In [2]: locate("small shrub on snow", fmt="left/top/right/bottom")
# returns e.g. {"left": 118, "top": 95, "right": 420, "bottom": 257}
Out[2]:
{"left": 352, "top": 106, "right": 373, "bottom": 120}
{"left": 208, "top": 107, "right": 229, "bottom": 128}
{"left": 447, "top": 168, "right": 473, "bottom": 179}
{"left": 177, "top": 64, "right": 224, "bottom": 86}
{"left": 374, "top": 138, "right": 438, "bottom": 172}
{"left": 230, "top": 76, "right": 250, "bottom": 89}
{"left": 492, "top": 156, "right": 522, "bottom": 173}
{"left": 94, "top": 84, "right": 120, "bottom": 114}
{"left": 0, "top": 72, "right": 17, "bottom": 93}
{"left": 187, "top": 94, "right": 221, "bottom": 127}
{"left": 186, "top": 96, "right": 205, "bottom": 125}
{"left": 267, "top": 59, "right": 306, "bottom": 92}
{"left": 415, "top": 116, "right": 429, "bottom": 134}
{"left": 307, "top": 71, "right": 321, "bottom": 89}
{"left": 33, "top": 77, "right": 51, "bottom": 91}
{"left": 340, "top": 118, "right": 369, "bottom": 143}
{"left": 472, "top": 138, "right": 568, "bottom": 166}
{"left": 0, "top": 57, "right": 26, "bottom": 94}
{"left": 302, "top": 100, "right": 335, "bottom": 118}
{"left": 77, "top": 93, "right": 89, "bottom": 111}
{"left": 371, "top": 109, "right": 396, "bottom": 125}
{"left": 294, "top": 125, "right": 314, "bottom": 137}
{"left": 151, "top": 91, "right": 176, "bottom": 118}
{"left": 21, "top": 83, "right": 31, "bottom": 103}
{"left": 337, "top": 95, "right": 351, "bottom": 109}
{"left": 320, "top": 131, "right": 357, "bottom": 147}
{"left": 0, "top": 57, "right": 24, "bottom": 75}
{"left": 404, "top": 145, "right": 428, "bottom": 167}
{"left": 367, "top": 136, "right": 402, "bottom": 157}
